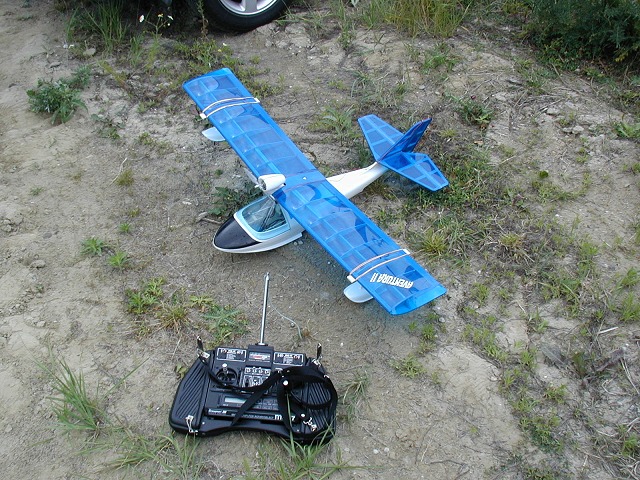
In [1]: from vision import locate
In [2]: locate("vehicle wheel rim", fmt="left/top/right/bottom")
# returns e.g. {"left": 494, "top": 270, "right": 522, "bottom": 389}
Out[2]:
{"left": 219, "top": 0, "right": 280, "bottom": 16}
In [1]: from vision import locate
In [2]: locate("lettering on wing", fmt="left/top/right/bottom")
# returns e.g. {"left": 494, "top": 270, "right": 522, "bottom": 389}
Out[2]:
{"left": 370, "top": 273, "right": 414, "bottom": 289}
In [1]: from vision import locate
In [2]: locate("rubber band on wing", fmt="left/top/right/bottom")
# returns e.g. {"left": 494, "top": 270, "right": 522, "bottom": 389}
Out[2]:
{"left": 199, "top": 97, "right": 260, "bottom": 119}
{"left": 348, "top": 249, "right": 411, "bottom": 283}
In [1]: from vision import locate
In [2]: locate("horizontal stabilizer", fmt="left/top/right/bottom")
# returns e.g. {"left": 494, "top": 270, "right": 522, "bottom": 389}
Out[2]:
{"left": 358, "top": 114, "right": 448, "bottom": 192}
{"left": 381, "top": 151, "right": 448, "bottom": 191}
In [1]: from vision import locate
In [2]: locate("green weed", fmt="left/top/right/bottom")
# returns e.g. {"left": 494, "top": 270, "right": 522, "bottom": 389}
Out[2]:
{"left": 519, "top": 413, "right": 562, "bottom": 452}
{"left": 158, "top": 301, "right": 190, "bottom": 330}
{"left": 107, "top": 429, "right": 171, "bottom": 469}
{"left": 126, "top": 278, "right": 165, "bottom": 315}
{"left": 27, "top": 66, "right": 90, "bottom": 124}
{"left": 92, "top": 114, "right": 122, "bottom": 139}
{"left": 615, "top": 267, "right": 639, "bottom": 290}
{"left": 81, "top": 237, "right": 110, "bottom": 256}
{"left": 83, "top": 0, "right": 128, "bottom": 54}
{"left": 314, "top": 105, "right": 356, "bottom": 144}
{"left": 115, "top": 168, "right": 134, "bottom": 186}
{"left": 421, "top": 42, "right": 460, "bottom": 73}
{"left": 208, "top": 183, "right": 261, "bottom": 218}
{"left": 40, "top": 355, "right": 106, "bottom": 434}
{"left": 617, "top": 293, "right": 640, "bottom": 322}
{"left": 243, "top": 435, "right": 358, "bottom": 479}
{"left": 392, "top": 354, "right": 425, "bottom": 378}
{"left": 202, "top": 304, "right": 247, "bottom": 345}
{"left": 614, "top": 120, "right": 640, "bottom": 139}
{"left": 339, "top": 368, "right": 370, "bottom": 423}
{"left": 361, "top": 0, "right": 473, "bottom": 37}
{"left": 108, "top": 250, "right": 130, "bottom": 270}
{"left": 454, "top": 95, "right": 494, "bottom": 129}
{"left": 543, "top": 384, "right": 568, "bottom": 404}
{"left": 462, "top": 316, "right": 508, "bottom": 363}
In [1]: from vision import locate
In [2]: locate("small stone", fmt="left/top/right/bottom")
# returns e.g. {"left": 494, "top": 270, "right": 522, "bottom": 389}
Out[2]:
{"left": 30, "top": 259, "right": 46, "bottom": 269}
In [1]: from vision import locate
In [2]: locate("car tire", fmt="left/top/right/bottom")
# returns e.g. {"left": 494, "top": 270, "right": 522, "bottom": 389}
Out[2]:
{"left": 202, "top": 0, "right": 293, "bottom": 32}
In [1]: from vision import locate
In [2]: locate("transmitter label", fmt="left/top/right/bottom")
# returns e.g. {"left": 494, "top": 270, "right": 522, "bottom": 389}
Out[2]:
{"left": 274, "top": 352, "right": 305, "bottom": 366}
{"left": 216, "top": 347, "right": 247, "bottom": 361}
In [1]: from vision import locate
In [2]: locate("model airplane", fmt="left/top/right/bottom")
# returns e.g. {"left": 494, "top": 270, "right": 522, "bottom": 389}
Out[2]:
{"left": 184, "top": 68, "right": 449, "bottom": 315}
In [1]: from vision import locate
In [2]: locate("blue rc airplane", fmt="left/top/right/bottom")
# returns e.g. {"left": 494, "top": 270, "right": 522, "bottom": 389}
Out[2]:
{"left": 184, "top": 68, "right": 449, "bottom": 315}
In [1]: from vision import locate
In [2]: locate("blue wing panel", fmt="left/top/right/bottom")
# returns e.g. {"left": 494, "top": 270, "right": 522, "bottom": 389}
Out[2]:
{"left": 183, "top": 69, "right": 324, "bottom": 183}
{"left": 273, "top": 180, "right": 446, "bottom": 315}
{"left": 184, "top": 69, "right": 446, "bottom": 315}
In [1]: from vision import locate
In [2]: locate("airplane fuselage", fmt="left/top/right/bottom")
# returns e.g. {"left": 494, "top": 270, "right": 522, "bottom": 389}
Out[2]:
{"left": 213, "top": 162, "right": 389, "bottom": 253}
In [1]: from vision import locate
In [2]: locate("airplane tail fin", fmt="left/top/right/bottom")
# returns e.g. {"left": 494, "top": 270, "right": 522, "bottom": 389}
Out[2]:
{"left": 358, "top": 115, "right": 449, "bottom": 192}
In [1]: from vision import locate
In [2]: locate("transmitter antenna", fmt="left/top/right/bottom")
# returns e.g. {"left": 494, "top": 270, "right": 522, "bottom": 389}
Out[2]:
{"left": 258, "top": 272, "right": 270, "bottom": 345}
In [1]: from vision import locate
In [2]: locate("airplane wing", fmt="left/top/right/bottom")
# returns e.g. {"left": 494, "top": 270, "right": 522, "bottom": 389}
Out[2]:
{"left": 183, "top": 68, "right": 446, "bottom": 315}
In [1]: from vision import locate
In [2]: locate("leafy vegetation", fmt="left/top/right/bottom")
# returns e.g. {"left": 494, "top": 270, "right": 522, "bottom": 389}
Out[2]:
{"left": 27, "top": 66, "right": 90, "bottom": 124}
{"left": 526, "top": 0, "right": 640, "bottom": 64}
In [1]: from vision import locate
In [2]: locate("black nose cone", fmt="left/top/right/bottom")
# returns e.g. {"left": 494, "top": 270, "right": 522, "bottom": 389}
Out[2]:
{"left": 213, "top": 216, "right": 259, "bottom": 250}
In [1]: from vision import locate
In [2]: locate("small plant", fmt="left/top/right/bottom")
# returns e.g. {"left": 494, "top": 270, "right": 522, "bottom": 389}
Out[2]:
{"left": 83, "top": 0, "right": 128, "bottom": 54}
{"left": 126, "top": 277, "right": 165, "bottom": 314}
{"left": 520, "top": 413, "right": 562, "bottom": 452}
{"left": 615, "top": 267, "right": 639, "bottom": 290}
{"left": 339, "top": 369, "right": 370, "bottom": 423}
{"left": 92, "top": 113, "right": 122, "bottom": 139}
{"left": 108, "top": 250, "right": 130, "bottom": 270}
{"left": 244, "top": 435, "right": 356, "bottom": 479}
{"left": 118, "top": 222, "right": 131, "bottom": 234}
{"left": 127, "top": 290, "right": 157, "bottom": 315}
{"left": 115, "top": 168, "right": 134, "bottom": 186}
{"left": 417, "top": 227, "right": 448, "bottom": 258}
{"left": 361, "top": 0, "right": 473, "bottom": 36}
{"left": 470, "top": 282, "right": 490, "bottom": 306}
{"left": 203, "top": 304, "right": 247, "bottom": 345}
{"left": 27, "top": 66, "right": 91, "bottom": 124}
{"left": 30, "top": 186, "right": 44, "bottom": 196}
{"left": 107, "top": 429, "right": 172, "bottom": 469}
{"left": 189, "top": 295, "right": 215, "bottom": 310}
{"left": 519, "top": 347, "right": 537, "bottom": 370}
{"left": 543, "top": 384, "right": 568, "bottom": 404}
{"left": 620, "top": 429, "right": 639, "bottom": 458}
{"left": 421, "top": 42, "right": 459, "bottom": 72}
{"left": 392, "top": 354, "right": 425, "bottom": 378}
{"left": 208, "top": 183, "right": 261, "bottom": 218}
{"left": 455, "top": 96, "right": 494, "bottom": 129}
{"left": 127, "top": 207, "right": 141, "bottom": 218}
{"left": 158, "top": 301, "right": 190, "bottom": 330}
{"left": 81, "top": 236, "right": 109, "bottom": 256}
{"left": 617, "top": 293, "right": 640, "bottom": 322}
{"left": 614, "top": 120, "right": 640, "bottom": 139}
{"left": 39, "top": 354, "right": 106, "bottom": 434}
{"left": 314, "top": 106, "right": 356, "bottom": 145}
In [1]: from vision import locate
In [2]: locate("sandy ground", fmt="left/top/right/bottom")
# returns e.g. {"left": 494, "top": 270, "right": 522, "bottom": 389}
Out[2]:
{"left": 1, "top": 1, "right": 639, "bottom": 479}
